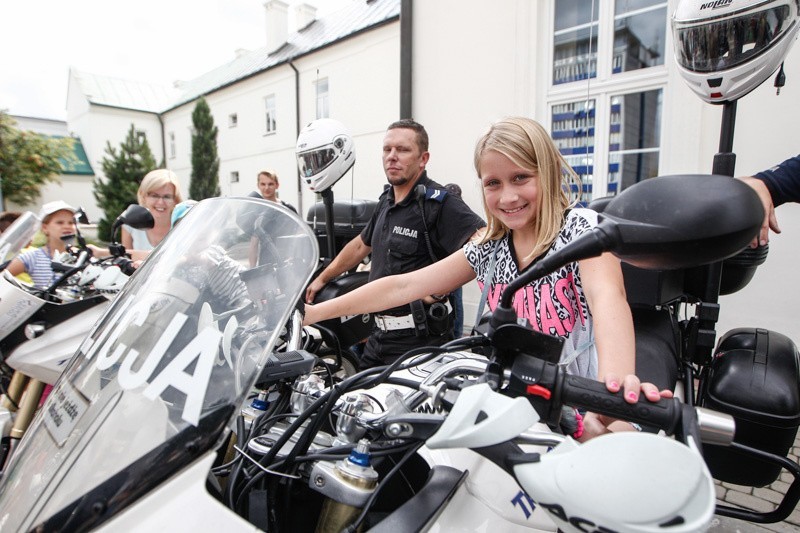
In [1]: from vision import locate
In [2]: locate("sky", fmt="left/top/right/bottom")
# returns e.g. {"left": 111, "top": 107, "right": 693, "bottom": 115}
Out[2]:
{"left": 0, "top": 0, "right": 351, "bottom": 121}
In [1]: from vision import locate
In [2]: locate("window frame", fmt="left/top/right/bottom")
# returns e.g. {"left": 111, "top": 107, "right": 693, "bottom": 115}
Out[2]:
{"left": 168, "top": 132, "right": 176, "bottom": 160}
{"left": 315, "top": 78, "right": 330, "bottom": 119}
{"left": 264, "top": 94, "right": 277, "bottom": 135}
{"left": 228, "top": 113, "right": 238, "bottom": 128}
{"left": 546, "top": 0, "right": 669, "bottom": 199}
{"left": 230, "top": 171, "right": 240, "bottom": 183}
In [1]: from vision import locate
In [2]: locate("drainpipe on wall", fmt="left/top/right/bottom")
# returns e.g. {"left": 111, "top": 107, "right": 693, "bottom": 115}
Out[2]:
{"left": 289, "top": 59, "right": 303, "bottom": 216}
{"left": 157, "top": 113, "right": 166, "bottom": 168}
{"left": 400, "top": 0, "right": 413, "bottom": 119}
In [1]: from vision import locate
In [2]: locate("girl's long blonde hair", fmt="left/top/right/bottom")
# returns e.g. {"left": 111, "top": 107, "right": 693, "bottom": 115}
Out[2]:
{"left": 473, "top": 117, "right": 580, "bottom": 260}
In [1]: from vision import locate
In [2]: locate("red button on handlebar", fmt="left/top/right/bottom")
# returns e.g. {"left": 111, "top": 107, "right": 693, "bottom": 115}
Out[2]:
{"left": 526, "top": 384, "right": 551, "bottom": 399}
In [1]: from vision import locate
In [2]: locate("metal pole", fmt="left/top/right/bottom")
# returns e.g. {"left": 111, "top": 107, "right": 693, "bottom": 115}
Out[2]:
{"left": 400, "top": 0, "right": 413, "bottom": 118}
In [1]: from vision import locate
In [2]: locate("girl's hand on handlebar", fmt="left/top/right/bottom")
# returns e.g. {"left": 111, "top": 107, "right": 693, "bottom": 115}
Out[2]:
{"left": 604, "top": 373, "right": 672, "bottom": 404}
{"left": 578, "top": 375, "right": 674, "bottom": 441}
{"left": 579, "top": 413, "right": 647, "bottom": 442}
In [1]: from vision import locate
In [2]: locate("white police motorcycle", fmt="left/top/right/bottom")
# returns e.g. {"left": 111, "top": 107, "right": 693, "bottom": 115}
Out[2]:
{"left": 0, "top": 172, "right": 769, "bottom": 532}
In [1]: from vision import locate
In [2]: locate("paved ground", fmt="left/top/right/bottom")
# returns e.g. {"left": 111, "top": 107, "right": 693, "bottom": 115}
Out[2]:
{"left": 706, "top": 422, "right": 800, "bottom": 531}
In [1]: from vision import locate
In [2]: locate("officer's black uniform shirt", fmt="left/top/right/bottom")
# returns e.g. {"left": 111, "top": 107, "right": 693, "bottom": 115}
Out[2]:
{"left": 360, "top": 171, "right": 485, "bottom": 293}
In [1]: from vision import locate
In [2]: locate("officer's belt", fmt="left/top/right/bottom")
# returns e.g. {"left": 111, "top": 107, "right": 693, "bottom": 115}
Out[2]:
{"left": 375, "top": 300, "right": 452, "bottom": 332}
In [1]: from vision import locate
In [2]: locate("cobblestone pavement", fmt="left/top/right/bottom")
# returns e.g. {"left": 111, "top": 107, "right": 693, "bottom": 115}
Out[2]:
{"left": 707, "top": 433, "right": 800, "bottom": 532}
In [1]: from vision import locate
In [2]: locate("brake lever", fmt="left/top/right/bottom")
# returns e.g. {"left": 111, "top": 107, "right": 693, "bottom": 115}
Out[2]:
{"left": 383, "top": 413, "right": 446, "bottom": 441}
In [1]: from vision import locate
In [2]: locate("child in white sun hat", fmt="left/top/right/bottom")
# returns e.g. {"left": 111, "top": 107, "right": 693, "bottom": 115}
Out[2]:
{"left": 7, "top": 201, "right": 77, "bottom": 289}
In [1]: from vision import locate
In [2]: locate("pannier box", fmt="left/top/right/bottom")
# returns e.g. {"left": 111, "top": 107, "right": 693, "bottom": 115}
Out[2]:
{"left": 306, "top": 199, "right": 377, "bottom": 260}
{"left": 699, "top": 327, "right": 800, "bottom": 487}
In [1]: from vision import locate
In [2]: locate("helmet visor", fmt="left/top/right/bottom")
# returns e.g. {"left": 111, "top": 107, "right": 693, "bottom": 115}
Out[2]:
{"left": 297, "top": 146, "right": 336, "bottom": 178}
{"left": 674, "top": 5, "right": 794, "bottom": 73}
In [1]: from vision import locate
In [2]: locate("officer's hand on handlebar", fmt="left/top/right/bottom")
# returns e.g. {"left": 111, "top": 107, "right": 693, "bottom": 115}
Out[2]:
{"left": 305, "top": 277, "right": 326, "bottom": 304}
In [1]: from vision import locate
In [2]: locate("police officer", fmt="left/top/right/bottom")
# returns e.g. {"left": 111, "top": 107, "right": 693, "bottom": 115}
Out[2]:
{"left": 305, "top": 119, "right": 485, "bottom": 367}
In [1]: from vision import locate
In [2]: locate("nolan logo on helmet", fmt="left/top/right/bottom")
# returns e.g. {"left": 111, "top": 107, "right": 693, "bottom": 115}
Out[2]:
{"left": 700, "top": 0, "right": 732, "bottom": 10}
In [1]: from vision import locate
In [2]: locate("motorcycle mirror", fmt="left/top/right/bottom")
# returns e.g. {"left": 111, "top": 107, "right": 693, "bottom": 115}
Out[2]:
{"left": 493, "top": 174, "right": 762, "bottom": 324}
{"left": 111, "top": 204, "right": 155, "bottom": 235}
{"left": 74, "top": 207, "right": 90, "bottom": 225}
{"left": 110, "top": 204, "right": 155, "bottom": 245}
{"left": 600, "top": 174, "right": 763, "bottom": 269}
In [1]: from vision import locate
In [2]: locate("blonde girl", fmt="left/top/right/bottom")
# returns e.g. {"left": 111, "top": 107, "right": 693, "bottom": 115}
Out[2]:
{"left": 304, "top": 117, "right": 667, "bottom": 439}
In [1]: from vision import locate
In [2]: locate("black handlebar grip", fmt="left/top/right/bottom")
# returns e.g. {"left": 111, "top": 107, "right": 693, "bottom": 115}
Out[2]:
{"left": 560, "top": 375, "right": 682, "bottom": 435}
{"left": 117, "top": 258, "right": 137, "bottom": 276}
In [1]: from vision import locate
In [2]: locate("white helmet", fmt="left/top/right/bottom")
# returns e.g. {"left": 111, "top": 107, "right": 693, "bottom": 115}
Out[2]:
{"left": 672, "top": 0, "right": 800, "bottom": 104}
{"left": 295, "top": 118, "right": 355, "bottom": 192}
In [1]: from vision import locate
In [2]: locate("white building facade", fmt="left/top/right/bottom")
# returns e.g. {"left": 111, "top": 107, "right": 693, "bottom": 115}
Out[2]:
{"left": 66, "top": 0, "right": 402, "bottom": 220}
{"left": 62, "top": 0, "right": 800, "bottom": 334}
{"left": 411, "top": 0, "right": 800, "bottom": 333}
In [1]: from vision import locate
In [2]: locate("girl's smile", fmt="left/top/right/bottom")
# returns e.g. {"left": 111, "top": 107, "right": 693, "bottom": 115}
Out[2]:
{"left": 480, "top": 149, "right": 539, "bottom": 234}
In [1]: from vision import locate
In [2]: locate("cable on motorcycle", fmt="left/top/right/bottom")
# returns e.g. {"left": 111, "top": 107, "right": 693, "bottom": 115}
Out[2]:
{"left": 344, "top": 441, "right": 425, "bottom": 532}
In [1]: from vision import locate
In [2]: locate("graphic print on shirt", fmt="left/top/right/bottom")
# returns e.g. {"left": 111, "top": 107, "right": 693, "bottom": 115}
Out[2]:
{"left": 466, "top": 209, "right": 596, "bottom": 339}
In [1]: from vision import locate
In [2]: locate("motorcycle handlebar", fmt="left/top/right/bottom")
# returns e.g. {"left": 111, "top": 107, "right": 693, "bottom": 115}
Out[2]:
{"left": 560, "top": 374, "right": 735, "bottom": 448}
{"left": 114, "top": 257, "right": 136, "bottom": 276}
{"left": 506, "top": 353, "right": 734, "bottom": 443}
{"left": 559, "top": 374, "right": 682, "bottom": 434}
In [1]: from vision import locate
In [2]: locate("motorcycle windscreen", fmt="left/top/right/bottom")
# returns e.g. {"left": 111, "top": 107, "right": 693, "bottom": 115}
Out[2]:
{"left": 0, "top": 211, "right": 40, "bottom": 264}
{"left": 0, "top": 198, "right": 318, "bottom": 532}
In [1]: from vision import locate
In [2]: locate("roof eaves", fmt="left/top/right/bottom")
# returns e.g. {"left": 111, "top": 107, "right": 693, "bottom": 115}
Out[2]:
{"left": 87, "top": 101, "right": 162, "bottom": 116}
{"left": 53, "top": 136, "right": 95, "bottom": 176}
{"left": 160, "top": 12, "right": 400, "bottom": 114}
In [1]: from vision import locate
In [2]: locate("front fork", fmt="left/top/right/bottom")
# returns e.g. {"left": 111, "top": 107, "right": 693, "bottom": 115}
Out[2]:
{"left": 1, "top": 371, "right": 45, "bottom": 473}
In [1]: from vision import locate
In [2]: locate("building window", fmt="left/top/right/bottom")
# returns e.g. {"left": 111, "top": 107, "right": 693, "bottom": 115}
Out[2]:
{"left": 315, "top": 78, "right": 329, "bottom": 119}
{"left": 607, "top": 89, "right": 663, "bottom": 194}
{"left": 168, "top": 132, "right": 176, "bottom": 159}
{"left": 553, "top": 0, "right": 598, "bottom": 85}
{"left": 553, "top": 0, "right": 667, "bottom": 86}
{"left": 612, "top": 1, "right": 667, "bottom": 75}
{"left": 551, "top": 99, "right": 595, "bottom": 199}
{"left": 230, "top": 171, "right": 239, "bottom": 183}
{"left": 265, "top": 94, "right": 277, "bottom": 134}
{"left": 548, "top": 0, "right": 667, "bottom": 198}
{"left": 229, "top": 113, "right": 238, "bottom": 128}
{"left": 135, "top": 130, "right": 147, "bottom": 144}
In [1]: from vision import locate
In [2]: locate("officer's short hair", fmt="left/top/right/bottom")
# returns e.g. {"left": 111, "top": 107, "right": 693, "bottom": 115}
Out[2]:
{"left": 388, "top": 119, "right": 429, "bottom": 153}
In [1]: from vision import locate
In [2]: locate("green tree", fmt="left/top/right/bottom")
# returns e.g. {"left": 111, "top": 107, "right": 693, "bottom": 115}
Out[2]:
{"left": 94, "top": 124, "right": 157, "bottom": 241}
{"left": 0, "top": 111, "right": 74, "bottom": 208}
{"left": 190, "top": 97, "right": 220, "bottom": 200}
